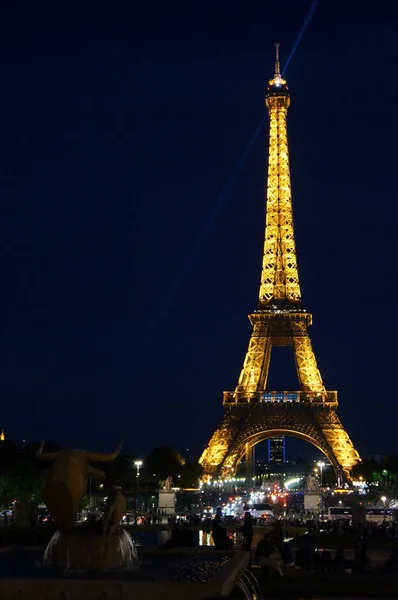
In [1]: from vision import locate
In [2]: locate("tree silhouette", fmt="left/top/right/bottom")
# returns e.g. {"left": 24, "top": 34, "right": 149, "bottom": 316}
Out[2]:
{"left": 143, "top": 447, "right": 202, "bottom": 489}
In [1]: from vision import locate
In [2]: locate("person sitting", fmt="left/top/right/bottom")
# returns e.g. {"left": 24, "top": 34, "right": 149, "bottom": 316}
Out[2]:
{"left": 382, "top": 549, "right": 398, "bottom": 574}
{"left": 353, "top": 541, "right": 369, "bottom": 572}
{"left": 168, "top": 522, "right": 196, "bottom": 548}
{"left": 321, "top": 550, "right": 333, "bottom": 571}
{"left": 255, "top": 534, "right": 283, "bottom": 578}
{"left": 333, "top": 548, "right": 347, "bottom": 571}
{"left": 299, "top": 533, "right": 313, "bottom": 571}
{"left": 280, "top": 541, "right": 295, "bottom": 568}
{"left": 270, "top": 522, "right": 283, "bottom": 549}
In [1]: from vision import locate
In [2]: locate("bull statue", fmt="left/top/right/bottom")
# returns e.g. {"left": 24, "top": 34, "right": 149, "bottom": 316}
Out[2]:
{"left": 103, "top": 487, "right": 127, "bottom": 548}
{"left": 36, "top": 440, "right": 123, "bottom": 529}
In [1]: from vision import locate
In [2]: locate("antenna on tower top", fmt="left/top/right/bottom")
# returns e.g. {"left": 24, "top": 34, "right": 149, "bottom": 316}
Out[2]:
{"left": 274, "top": 42, "right": 281, "bottom": 77}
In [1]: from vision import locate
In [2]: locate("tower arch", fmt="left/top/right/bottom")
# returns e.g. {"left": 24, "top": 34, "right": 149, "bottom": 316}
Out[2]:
{"left": 229, "top": 429, "right": 341, "bottom": 483}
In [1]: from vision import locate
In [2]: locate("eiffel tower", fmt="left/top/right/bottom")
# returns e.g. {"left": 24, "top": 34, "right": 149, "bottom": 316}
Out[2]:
{"left": 200, "top": 45, "right": 360, "bottom": 485}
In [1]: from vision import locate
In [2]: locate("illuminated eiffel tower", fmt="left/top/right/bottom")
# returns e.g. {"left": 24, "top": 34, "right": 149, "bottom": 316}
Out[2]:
{"left": 200, "top": 45, "right": 360, "bottom": 484}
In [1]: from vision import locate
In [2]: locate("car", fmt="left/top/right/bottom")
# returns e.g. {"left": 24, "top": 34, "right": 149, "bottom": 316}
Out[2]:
{"left": 0, "top": 510, "right": 12, "bottom": 520}
{"left": 37, "top": 514, "right": 53, "bottom": 524}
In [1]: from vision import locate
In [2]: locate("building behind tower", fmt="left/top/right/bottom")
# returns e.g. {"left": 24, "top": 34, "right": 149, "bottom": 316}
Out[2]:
{"left": 268, "top": 436, "right": 285, "bottom": 462}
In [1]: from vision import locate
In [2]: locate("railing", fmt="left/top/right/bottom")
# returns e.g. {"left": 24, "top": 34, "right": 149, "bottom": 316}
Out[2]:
{"left": 223, "top": 390, "right": 338, "bottom": 404}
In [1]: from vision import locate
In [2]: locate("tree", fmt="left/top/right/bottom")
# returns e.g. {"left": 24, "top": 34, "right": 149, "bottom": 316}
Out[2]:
{"left": 0, "top": 457, "right": 43, "bottom": 506}
{"left": 0, "top": 475, "right": 17, "bottom": 508}
{"left": 351, "top": 459, "right": 381, "bottom": 483}
{"left": 179, "top": 460, "right": 203, "bottom": 488}
{"left": 12, "top": 457, "right": 43, "bottom": 503}
{"left": 143, "top": 447, "right": 203, "bottom": 489}
{"left": 351, "top": 456, "right": 398, "bottom": 506}
{"left": 144, "top": 447, "right": 186, "bottom": 483}
{"left": 0, "top": 439, "right": 20, "bottom": 476}
{"left": 0, "top": 440, "right": 62, "bottom": 508}
{"left": 79, "top": 495, "right": 89, "bottom": 511}
{"left": 100, "top": 454, "right": 135, "bottom": 491}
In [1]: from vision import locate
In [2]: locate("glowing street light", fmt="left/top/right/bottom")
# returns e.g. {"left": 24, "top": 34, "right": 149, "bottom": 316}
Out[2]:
{"left": 381, "top": 495, "right": 387, "bottom": 507}
{"left": 317, "top": 461, "right": 325, "bottom": 487}
{"left": 134, "top": 460, "right": 143, "bottom": 513}
{"left": 134, "top": 460, "right": 143, "bottom": 477}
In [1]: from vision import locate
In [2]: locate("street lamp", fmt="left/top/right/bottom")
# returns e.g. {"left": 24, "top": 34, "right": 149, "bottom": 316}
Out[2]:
{"left": 381, "top": 495, "right": 387, "bottom": 507}
{"left": 317, "top": 462, "right": 325, "bottom": 487}
{"left": 134, "top": 460, "right": 143, "bottom": 513}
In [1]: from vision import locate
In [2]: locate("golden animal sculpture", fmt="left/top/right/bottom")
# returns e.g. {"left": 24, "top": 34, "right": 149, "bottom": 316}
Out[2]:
{"left": 36, "top": 440, "right": 123, "bottom": 529}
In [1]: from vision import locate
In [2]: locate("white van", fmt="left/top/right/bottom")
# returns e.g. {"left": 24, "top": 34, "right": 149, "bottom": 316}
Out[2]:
{"left": 249, "top": 503, "right": 274, "bottom": 519}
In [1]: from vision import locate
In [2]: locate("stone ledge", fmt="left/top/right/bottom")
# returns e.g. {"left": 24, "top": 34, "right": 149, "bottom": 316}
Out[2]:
{"left": 0, "top": 550, "right": 249, "bottom": 600}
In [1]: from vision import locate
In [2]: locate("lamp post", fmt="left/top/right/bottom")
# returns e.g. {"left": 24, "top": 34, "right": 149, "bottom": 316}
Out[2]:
{"left": 317, "top": 461, "right": 325, "bottom": 488}
{"left": 381, "top": 495, "right": 387, "bottom": 521}
{"left": 134, "top": 460, "right": 143, "bottom": 513}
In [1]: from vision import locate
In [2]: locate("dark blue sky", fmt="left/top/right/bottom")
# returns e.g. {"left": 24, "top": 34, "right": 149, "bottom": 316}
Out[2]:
{"left": 0, "top": 1, "right": 397, "bottom": 459}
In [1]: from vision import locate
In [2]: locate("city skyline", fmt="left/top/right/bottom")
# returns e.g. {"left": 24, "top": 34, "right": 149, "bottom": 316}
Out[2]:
{"left": 0, "top": 2, "right": 397, "bottom": 458}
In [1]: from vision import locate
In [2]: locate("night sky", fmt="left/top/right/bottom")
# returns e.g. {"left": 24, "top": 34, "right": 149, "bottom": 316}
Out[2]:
{"left": 0, "top": 2, "right": 397, "bottom": 460}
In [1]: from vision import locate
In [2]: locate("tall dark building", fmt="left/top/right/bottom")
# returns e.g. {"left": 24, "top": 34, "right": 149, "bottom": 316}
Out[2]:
{"left": 268, "top": 436, "right": 285, "bottom": 462}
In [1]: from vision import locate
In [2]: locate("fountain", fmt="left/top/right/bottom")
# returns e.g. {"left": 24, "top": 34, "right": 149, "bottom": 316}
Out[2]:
{"left": 43, "top": 527, "right": 138, "bottom": 571}
{"left": 35, "top": 440, "right": 139, "bottom": 571}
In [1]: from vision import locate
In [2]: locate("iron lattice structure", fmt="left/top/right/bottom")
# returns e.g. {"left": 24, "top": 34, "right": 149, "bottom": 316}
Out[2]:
{"left": 200, "top": 46, "right": 360, "bottom": 483}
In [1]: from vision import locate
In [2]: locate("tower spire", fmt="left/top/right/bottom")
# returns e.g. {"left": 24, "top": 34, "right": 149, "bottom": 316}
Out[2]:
{"left": 259, "top": 45, "right": 300, "bottom": 306}
{"left": 274, "top": 42, "right": 281, "bottom": 78}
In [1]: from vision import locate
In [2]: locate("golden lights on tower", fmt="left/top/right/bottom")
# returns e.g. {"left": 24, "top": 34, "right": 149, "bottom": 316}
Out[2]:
{"left": 260, "top": 42, "right": 299, "bottom": 306}
{"left": 199, "top": 45, "right": 360, "bottom": 483}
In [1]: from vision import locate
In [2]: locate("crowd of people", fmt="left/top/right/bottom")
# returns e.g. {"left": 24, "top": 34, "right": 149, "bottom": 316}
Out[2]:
{"left": 211, "top": 511, "right": 398, "bottom": 578}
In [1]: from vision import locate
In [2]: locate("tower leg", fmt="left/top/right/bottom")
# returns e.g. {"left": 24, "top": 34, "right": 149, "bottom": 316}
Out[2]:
{"left": 236, "top": 333, "right": 272, "bottom": 392}
{"left": 199, "top": 409, "right": 248, "bottom": 479}
{"left": 245, "top": 443, "right": 255, "bottom": 481}
{"left": 293, "top": 335, "right": 324, "bottom": 392}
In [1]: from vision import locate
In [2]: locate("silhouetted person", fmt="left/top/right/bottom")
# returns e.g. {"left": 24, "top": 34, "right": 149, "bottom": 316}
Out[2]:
{"left": 281, "top": 541, "right": 294, "bottom": 567}
{"left": 211, "top": 515, "right": 233, "bottom": 550}
{"left": 169, "top": 522, "right": 196, "bottom": 547}
{"left": 256, "top": 534, "right": 274, "bottom": 562}
{"left": 382, "top": 549, "right": 398, "bottom": 574}
{"left": 300, "top": 533, "right": 313, "bottom": 571}
{"left": 255, "top": 534, "right": 282, "bottom": 578}
{"left": 321, "top": 550, "right": 333, "bottom": 571}
{"left": 88, "top": 513, "right": 97, "bottom": 525}
{"left": 270, "top": 522, "right": 283, "bottom": 549}
{"left": 241, "top": 512, "right": 253, "bottom": 551}
{"left": 353, "top": 542, "right": 369, "bottom": 572}
{"left": 333, "top": 548, "right": 347, "bottom": 571}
